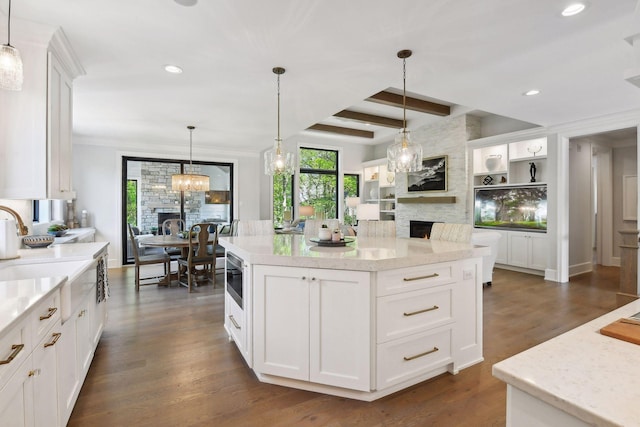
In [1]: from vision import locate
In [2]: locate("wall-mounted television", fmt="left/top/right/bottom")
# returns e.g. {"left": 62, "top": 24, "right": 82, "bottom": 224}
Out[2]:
{"left": 474, "top": 185, "right": 547, "bottom": 232}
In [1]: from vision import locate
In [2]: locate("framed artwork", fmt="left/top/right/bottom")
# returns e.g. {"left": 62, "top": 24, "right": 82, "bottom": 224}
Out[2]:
{"left": 407, "top": 155, "right": 447, "bottom": 192}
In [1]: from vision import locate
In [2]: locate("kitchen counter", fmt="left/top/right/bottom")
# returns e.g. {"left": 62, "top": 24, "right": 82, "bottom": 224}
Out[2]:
{"left": 219, "top": 235, "right": 489, "bottom": 270}
{"left": 52, "top": 227, "right": 95, "bottom": 245}
{"left": 492, "top": 299, "right": 640, "bottom": 427}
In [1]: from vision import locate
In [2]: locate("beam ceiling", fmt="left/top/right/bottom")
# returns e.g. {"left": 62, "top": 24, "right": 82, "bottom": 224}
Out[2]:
{"left": 333, "top": 110, "right": 403, "bottom": 129}
{"left": 366, "top": 91, "right": 451, "bottom": 117}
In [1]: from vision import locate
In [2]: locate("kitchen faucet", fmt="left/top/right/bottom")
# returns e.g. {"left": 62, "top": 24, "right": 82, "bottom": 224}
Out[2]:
{"left": 0, "top": 206, "right": 29, "bottom": 236}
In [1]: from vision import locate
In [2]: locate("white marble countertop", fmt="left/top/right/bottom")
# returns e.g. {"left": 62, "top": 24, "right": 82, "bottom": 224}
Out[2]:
{"left": 52, "top": 227, "right": 95, "bottom": 245}
{"left": 0, "top": 242, "right": 109, "bottom": 340}
{"left": 219, "top": 235, "right": 488, "bottom": 271}
{"left": 492, "top": 299, "right": 640, "bottom": 427}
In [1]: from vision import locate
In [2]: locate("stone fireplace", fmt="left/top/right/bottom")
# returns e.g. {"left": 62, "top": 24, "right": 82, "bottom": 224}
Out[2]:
{"left": 409, "top": 220, "right": 441, "bottom": 239}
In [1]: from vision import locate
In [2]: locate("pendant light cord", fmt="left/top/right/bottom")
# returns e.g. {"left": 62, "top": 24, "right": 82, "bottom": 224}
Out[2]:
{"left": 7, "top": 0, "right": 11, "bottom": 46}
{"left": 277, "top": 72, "right": 281, "bottom": 141}
{"left": 402, "top": 56, "right": 407, "bottom": 130}
{"left": 188, "top": 126, "right": 194, "bottom": 174}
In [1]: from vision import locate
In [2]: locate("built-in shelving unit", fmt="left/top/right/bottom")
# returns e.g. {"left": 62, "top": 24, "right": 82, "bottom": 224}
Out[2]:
{"left": 472, "top": 137, "right": 547, "bottom": 187}
{"left": 362, "top": 159, "right": 396, "bottom": 220}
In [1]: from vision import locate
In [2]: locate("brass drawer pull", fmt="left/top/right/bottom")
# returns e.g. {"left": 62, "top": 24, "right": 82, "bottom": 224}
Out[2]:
{"left": 403, "top": 273, "right": 439, "bottom": 282}
{"left": 229, "top": 315, "right": 241, "bottom": 330}
{"left": 78, "top": 309, "right": 87, "bottom": 318}
{"left": 404, "top": 346, "right": 439, "bottom": 361}
{"left": 404, "top": 305, "right": 439, "bottom": 317}
{"left": 39, "top": 307, "right": 58, "bottom": 321}
{"left": 44, "top": 333, "right": 62, "bottom": 348}
{"left": 0, "top": 344, "right": 25, "bottom": 365}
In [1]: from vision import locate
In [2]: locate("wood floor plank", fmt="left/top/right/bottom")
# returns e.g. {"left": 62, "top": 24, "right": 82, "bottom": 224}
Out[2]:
{"left": 67, "top": 266, "right": 619, "bottom": 427}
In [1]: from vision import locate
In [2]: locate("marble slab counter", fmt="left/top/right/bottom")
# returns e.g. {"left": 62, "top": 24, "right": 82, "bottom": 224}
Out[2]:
{"left": 219, "top": 235, "right": 489, "bottom": 271}
{"left": 493, "top": 299, "right": 640, "bottom": 427}
{"left": 4, "top": 242, "right": 108, "bottom": 266}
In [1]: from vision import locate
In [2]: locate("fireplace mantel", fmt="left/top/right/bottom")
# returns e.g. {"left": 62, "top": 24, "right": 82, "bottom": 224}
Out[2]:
{"left": 397, "top": 196, "right": 456, "bottom": 204}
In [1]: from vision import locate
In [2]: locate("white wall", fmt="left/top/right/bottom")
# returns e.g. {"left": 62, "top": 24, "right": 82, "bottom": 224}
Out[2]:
{"left": 568, "top": 140, "right": 593, "bottom": 275}
{"left": 73, "top": 139, "right": 260, "bottom": 267}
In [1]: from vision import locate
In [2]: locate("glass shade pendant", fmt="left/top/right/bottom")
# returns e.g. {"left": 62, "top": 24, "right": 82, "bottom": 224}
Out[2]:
{"left": 0, "top": 0, "right": 23, "bottom": 91}
{"left": 264, "top": 67, "right": 295, "bottom": 176}
{"left": 171, "top": 126, "right": 210, "bottom": 191}
{"left": 387, "top": 49, "right": 422, "bottom": 173}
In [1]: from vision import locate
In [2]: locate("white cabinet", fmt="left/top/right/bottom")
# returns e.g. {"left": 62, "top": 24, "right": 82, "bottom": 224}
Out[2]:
{"left": 0, "top": 354, "right": 34, "bottom": 427}
{"left": 508, "top": 232, "right": 547, "bottom": 271}
{"left": 224, "top": 258, "right": 251, "bottom": 367}
{"left": 32, "top": 325, "right": 63, "bottom": 427}
{"left": 253, "top": 266, "right": 371, "bottom": 391}
{"left": 363, "top": 159, "right": 396, "bottom": 220}
{"left": 57, "top": 315, "right": 79, "bottom": 426}
{"left": 0, "top": 28, "right": 84, "bottom": 199}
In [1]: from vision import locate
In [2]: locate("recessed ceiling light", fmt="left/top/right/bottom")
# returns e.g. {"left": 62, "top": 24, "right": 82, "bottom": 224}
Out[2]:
{"left": 562, "top": 3, "right": 586, "bottom": 17}
{"left": 523, "top": 89, "right": 540, "bottom": 96}
{"left": 164, "top": 65, "right": 183, "bottom": 74}
{"left": 174, "top": 0, "right": 198, "bottom": 6}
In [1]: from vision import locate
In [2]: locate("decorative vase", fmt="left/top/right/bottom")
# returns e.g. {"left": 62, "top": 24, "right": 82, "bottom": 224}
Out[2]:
{"left": 369, "top": 188, "right": 378, "bottom": 200}
{"left": 485, "top": 154, "right": 502, "bottom": 172}
{"left": 318, "top": 228, "right": 331, "bottom": 241}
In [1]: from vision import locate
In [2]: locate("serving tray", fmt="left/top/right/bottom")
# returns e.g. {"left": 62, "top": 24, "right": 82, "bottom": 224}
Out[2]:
{"left": 309, "top": 237, "right": 355, "bottom": 247}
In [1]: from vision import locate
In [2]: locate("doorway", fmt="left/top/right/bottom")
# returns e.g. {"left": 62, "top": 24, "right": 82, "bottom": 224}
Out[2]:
{"left": 568, "top": 127, "right": 637, "bottom": 278}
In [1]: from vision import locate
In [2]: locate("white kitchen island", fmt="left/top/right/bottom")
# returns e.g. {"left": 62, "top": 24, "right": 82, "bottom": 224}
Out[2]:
{"left": 493, "top": 299, "right": 640, "bottom": 427}
{"left": 219, "top": 235, "right": 488, "bottom": 401}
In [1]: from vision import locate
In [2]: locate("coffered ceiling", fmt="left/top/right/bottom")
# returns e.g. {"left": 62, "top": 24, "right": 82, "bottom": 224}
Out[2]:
{"left": 5, "top": 0, "right": 640, "bottom": 152}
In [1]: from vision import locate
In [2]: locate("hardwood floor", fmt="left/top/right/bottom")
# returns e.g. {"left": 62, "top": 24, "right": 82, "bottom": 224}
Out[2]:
{"left": 67, "top": 266, "right": 620, "bottom": 427}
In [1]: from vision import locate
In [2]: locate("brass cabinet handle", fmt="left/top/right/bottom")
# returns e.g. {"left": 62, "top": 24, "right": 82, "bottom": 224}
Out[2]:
{"left": 44, "top": 332, "right": 62, "bottom": 348}
{"left": 404, "top": 305, "right": 439, "bottom": 317}
{"left": 403, "top": 346, "right": 439, "bottom": 361}
{"left": 0, "top": 344, "right": 25, "bottom": 365}
{"left": 39, "top": 307, "right": 58, "bottom": 321}
{"left": 78, "top": 309, "right": 87, "bottom": 318}
{"left": 229, "top": 315, "right": 241, "bottom": 330}
{"left": 403, "top": 273, "right": 439, "bottom": 282}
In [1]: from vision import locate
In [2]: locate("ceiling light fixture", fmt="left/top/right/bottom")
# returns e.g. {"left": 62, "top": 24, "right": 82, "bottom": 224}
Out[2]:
{"left": 172, "top": 126, "right": 210, "bottom": 192}
{"left": 264, "top": 66, "right": 295, "bottom": 176}
{"left": 523, "top": 89, "right": 541, "bottom": 96}
{"left": 387, "top": 49, "right": 423, "bottom": 173}
{"left": 164, "top": 64, "right": 183, "bottom": 74}
{"left": 561, "top": 3, "right": 586, "bottom": 17}
{"left": 0, "top": 0, "right": 23, "bottom": 91}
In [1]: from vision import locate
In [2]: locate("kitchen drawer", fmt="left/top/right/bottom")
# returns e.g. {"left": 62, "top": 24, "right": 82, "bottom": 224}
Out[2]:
{"left": 0, "top": 317, "right": 31, "bottom": 387}
{"left": 226, "top": 293, "right": 245, "bottom": 352}
{"left": 377, "top": 286, "right": 453, "bottom": 343}
{"left": 377, "top": 263, "right": 455, "bottom": 297}
{"left": 31, "top": 290, "right": 61, "bottom": 347}
{"left": 377, "top": 326, "right": 452, "bottom": 390}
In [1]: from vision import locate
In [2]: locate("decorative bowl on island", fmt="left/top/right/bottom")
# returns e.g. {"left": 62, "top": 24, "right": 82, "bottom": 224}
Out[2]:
{"left": 23, "top": 235, "right": 55, "bottom": 248}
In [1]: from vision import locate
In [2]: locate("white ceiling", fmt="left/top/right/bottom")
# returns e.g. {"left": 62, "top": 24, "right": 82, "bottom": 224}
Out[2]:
{"left": 6, "top": 0, "right": 640, "bottom": 152}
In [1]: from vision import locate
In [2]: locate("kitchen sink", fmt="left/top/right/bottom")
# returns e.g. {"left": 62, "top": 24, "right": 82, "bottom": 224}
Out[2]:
{"left": 0, "top": 260, "right": 92, "bottom": 282}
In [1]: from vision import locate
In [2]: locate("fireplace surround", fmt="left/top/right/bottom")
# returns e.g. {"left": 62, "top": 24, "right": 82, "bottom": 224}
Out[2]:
{"left": 409, "top": 220, "right": 441, "bottom": 239}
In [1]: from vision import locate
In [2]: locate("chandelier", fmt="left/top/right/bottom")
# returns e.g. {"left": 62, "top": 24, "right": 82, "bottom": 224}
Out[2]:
{"left": 0, "top": 0, "right": 23, "bottom": 91}
{"left": 264, "top": 67, "right": 295, "bottom": 176}
{"left": 387, "top": 49, "right": 423, "bottom": 173}
{"left": 171, "top": 126, "right": 210, "bottom": 192}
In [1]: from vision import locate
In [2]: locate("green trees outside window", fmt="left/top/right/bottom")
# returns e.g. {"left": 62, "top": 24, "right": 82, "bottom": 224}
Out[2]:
{"left": 299, "top": 148, "right": 338, "bottom": 220}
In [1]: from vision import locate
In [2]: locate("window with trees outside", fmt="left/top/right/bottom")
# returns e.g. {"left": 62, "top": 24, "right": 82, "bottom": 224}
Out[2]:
{"left": 343, "top": 173, "right": 359, "bottom": 225}
{"left": 273, "top": 174, "right": 293, "bottom": 227}
{"left": 299, "top": 147, "right": 338, "bottom": 220}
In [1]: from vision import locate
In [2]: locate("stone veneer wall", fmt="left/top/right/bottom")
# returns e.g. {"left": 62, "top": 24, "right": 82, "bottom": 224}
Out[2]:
{"left": 394, "top": 115, "right": 481, "bottom": 238}
{"left": 139, "top": 162, "right": 203, "bottom": 233}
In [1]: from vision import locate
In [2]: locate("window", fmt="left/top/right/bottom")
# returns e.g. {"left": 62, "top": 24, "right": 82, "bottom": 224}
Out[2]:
{"left": 273, "top": 174, "right": 293, "bottom": 227}
{"left": 126, "top": 179, "right": 138, "bottom": 227}
{"left": 299, "top": 148, "right": 338, "bottom": 220}
{"left": 343, "top": 173, "right": 360, "bottom": 225}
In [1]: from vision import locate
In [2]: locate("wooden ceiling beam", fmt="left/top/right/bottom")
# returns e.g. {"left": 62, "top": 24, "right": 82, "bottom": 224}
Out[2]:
{"left": 333, "top": 110, "right": 403, "bottom": 129}
{"left": 366, "top": 91, "right": 450, "bottom": 117}
{"left": 307, "top": 124, "right": 374, "bottom": 139}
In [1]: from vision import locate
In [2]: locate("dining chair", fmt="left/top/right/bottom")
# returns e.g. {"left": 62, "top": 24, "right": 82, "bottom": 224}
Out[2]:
{"left": 128, "top": 224, "right": 171, "bottom": 291}
{"left": 177, "top": 223, "right": 215, "bottom": 292}
{"left": 161, "top": 218, "right": 186, "bottom": 260}
{"left": 235, "top": 220, "right": 275, "bottom": 236}
{"left": 356, "top": 220, "right": 396, "bottom": 237}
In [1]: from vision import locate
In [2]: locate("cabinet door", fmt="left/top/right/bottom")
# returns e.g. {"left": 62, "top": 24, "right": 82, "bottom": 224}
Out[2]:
{"left": 309, "top": 270, "right": 371, "bottom": 391}
{"left": 495, "top": 230, "right": 508, "bottom": 265}
{"left": 75, "top": 299, "right": 93, "bottom": 378}
{"left": 33, "top": 328, "right": 61, "bottom": 427}
{"left": 529, "top": 234, "right": 548, "bottom": 271}
{"left": 47, "top": 52, "right": 75, "bottom": 199}
{"left": 0, "top": 356, "right": 34, "bottom": 427}
{"left": 253, "top": 266, "right": 309, "bottom": 381}
{"left": 57, "top": 317, "right": 79, "bottom": 427}
{"left": 508, "top": 234, "right": 530, "bottom": 268}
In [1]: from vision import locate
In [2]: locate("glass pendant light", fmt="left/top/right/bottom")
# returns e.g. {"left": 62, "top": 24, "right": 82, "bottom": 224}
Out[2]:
{"left": 171, "top": 126, "right": 210, "bottom": 191}
{"left": 387, "top": 50, "right": 423, "bottom": 173}
{"left": 0, "top": 0, "right": 23, "bottom": 91}
{"left": 264, "top": 67, "right": 295, "bottom": 176}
